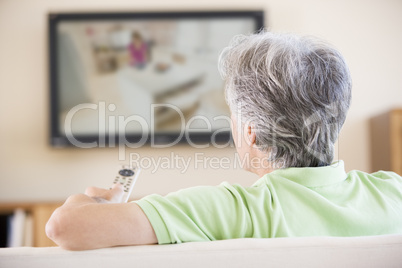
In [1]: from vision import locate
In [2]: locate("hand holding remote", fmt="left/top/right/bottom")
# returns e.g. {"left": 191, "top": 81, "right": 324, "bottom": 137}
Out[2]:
{"left": 85, "top": 165, "right": 140, "bottom": 203}
{"left": 85, "top": 183, "right": 124, "bottom": 203}
{"left": 113, "top": 165, "right": 141, "bottom": 203}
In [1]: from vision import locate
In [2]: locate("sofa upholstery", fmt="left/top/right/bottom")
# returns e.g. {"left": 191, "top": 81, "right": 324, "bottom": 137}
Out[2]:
{"left": 1, "top": 234, "right": 402, "bottom": 267}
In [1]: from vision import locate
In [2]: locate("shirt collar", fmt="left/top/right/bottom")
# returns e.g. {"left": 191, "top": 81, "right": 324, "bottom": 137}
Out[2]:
{"left": 265, "top": 160, "right": 347, "bottom": 188}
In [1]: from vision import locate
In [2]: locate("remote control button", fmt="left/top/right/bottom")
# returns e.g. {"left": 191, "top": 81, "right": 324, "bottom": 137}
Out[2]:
{"left": 119, "top": 169, "right": 134, "bottom": 177}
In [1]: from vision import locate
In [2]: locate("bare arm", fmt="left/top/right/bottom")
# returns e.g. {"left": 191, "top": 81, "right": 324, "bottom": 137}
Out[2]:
{"left": 46, "top": 184, "right": 157, "bottom": 250}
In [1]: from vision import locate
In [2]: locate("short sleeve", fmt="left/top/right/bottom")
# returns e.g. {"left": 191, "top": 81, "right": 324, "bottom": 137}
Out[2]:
{"left": 134, "top": 182, "right": 255, "bottom": 244}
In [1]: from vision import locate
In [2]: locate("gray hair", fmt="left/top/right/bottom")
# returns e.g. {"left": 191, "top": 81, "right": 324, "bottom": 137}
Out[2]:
{"left": 218, "top": 31, "right": 352, "bottom": 168}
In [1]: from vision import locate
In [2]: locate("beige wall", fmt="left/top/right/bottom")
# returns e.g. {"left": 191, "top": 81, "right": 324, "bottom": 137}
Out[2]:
{"left": 0, "top": 0, "right": 401, "bottom": 202}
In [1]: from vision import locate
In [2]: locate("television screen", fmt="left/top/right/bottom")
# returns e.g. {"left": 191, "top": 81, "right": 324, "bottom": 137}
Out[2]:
{"left": 49, "top": 11, "right": 264, "bottom": 148}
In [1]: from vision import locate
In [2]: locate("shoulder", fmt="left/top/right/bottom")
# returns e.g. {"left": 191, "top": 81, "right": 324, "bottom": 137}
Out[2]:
{"left": 347, "top": 169, "right": 402, "bottom": 197}
{"left": 349, "top": 169, "right": 402, "bottom": 182}
{"left": 371, "top": 170, "right": 402, "bottom": 181}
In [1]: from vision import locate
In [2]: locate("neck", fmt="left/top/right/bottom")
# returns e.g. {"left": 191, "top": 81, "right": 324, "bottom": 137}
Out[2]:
{"left": 248, "top": 147, "right": 276, "bottom": 177}
{"left": 254, "top": 168, "right": 275, "bottom": 177}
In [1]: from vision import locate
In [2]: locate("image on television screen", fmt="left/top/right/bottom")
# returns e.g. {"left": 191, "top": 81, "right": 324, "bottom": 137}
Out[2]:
{"left": 49, "top": 11, "right": 264, "bottom": 147}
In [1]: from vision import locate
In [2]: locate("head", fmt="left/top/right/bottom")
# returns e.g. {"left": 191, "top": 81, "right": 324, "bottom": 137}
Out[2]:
{"left": 132, "top": 32, "right": 143, "bottom": 42}
{"left": 218, "top": 31, "right": 352, "bottom": 170}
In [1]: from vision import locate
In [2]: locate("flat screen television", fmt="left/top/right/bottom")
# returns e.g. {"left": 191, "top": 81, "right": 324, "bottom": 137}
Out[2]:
{"left": 48, "top": 10, "right": 264, "bottom": 148}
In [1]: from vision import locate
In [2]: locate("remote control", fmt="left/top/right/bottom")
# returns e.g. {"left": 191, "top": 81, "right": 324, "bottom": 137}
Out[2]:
{"left": 113, "top": 165, "right": 141, "bottom": 203}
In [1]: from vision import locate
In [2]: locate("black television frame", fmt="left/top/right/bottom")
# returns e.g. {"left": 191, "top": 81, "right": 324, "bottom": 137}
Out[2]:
{"left": 48, "top": 10, "right": 264, "bottom": 148}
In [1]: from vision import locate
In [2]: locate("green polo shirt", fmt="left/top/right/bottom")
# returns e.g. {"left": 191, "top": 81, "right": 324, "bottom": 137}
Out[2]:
{"left": 135, "top": 161, "right": 402, "bottom": 244}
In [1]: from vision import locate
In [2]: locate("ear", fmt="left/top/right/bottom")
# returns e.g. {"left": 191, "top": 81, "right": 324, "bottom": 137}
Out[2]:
{"left": 246, "top": 123, "right": 257, "bottom": 146}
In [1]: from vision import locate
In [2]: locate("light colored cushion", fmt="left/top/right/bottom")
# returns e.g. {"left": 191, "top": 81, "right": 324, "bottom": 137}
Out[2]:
{"left": 1, "top": 235, "right": 402, "bottom": 268}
